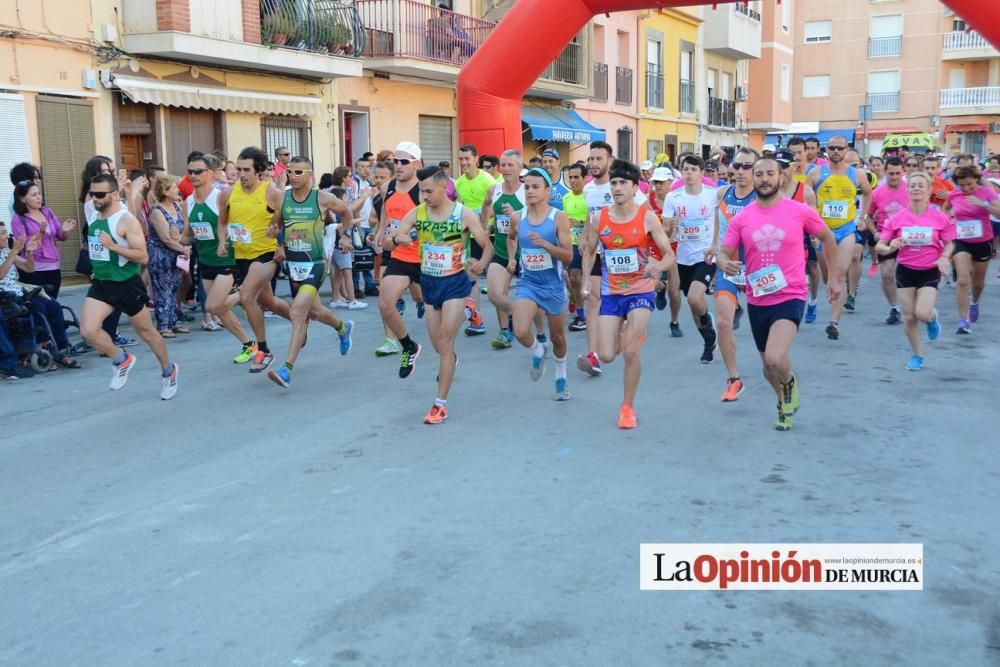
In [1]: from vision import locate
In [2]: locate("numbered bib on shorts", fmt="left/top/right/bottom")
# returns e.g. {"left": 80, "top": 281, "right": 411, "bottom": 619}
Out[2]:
{"left": 522, "top": 250, "right": 553, "bottom": 272}
{"left": 230, "top": 223, "right": 252, "bottom": 244}
{"left": 748, "top": 264, "right": 787, "bottom": 297}
{"left": 956, "top": 219, "right": 982, "bottom": 239}
{"left": 88, "top": 235, "right": 110, "bottom": 262}
{"left": 421, "top": 244, "right": 452, "bottom": 276}
{"left": 191, "top": 221, "right": 215, "bottom": 242}
{"left": 678, "top": 220, "right": 710, "bottom": 242}
{"left": 822, "top": 200, "right": 850, "bottom": 220}
{"left": 287, "top": 261, "right": 313, "bottom": 282}
{"left": 730, "top": 263, "right": 746, "bottom": 286}
{"left": 495, "top": 214, "right": 511, "bottom": 235}
{"left": 570, "top": 225, "right": 582, "bottom": 245}
{"left": 902, "top": 226, "right": 932, "bottom": 247}
{"left": 605, "top": 248, "right": 639, "bottom": 275}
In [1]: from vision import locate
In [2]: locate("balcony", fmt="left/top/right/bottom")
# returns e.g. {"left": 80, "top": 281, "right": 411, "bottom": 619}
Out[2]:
{"left": 868, "top": 92, "right": 899, "bottom": 113}
{"left": 942, "top": 31, "right": 1000, "bottom": 61}
{"left": 646, "top": 70, "right": 664, "bottom": 110}
{"left": 733, "top": 2, "right": 761, "bottom": 22}
{"left": 868, "top": 36, "right": 902, "bottom": 58}
{"left": 939, "top": 86, "right": 1000, "bottom": 115}
{"left": 708, "top": 96, "right": 736, "bottom": 128}
{"left": 702, "top": 2, "right": 761, "bottom": 60}
{"left": 535, "top": 39, "right": 591, "bottom": 100}
{"left": 120, "top": 0, "right": 363, "bottom": 80}
{"left": 679, "top": 79, "right": 695, "bottom": 114}
{"left": 592, "top": 62, "right": 609, "bottom": 102}
{"left": 615, "top": 66, "right": 633, "bottom": 105}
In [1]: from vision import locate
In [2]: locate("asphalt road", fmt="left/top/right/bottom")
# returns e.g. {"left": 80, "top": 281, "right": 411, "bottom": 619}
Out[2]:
{"left": 2, "top": 269, "right": 999, "bottom": 666}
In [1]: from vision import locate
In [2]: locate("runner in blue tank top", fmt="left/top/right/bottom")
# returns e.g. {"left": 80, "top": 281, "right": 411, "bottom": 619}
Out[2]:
{"left": 506, "top": 168, "right": 574, "bottom": 400}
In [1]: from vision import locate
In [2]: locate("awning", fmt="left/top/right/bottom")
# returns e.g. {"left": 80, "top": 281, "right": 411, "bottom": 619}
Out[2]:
{"left": 521, "top": 105, "right": 605, "bottom": 143}
{"left": 943, "top": 124, "right": 989, "bottom": 134}
{"left": 765, "top": 129, "right": 856, "bottom": 145}
{"left": 111, "top": 75, "right": 322, "bottom": 116}
{"left": 863, "top": 126, "right": 919, "bottom": 139}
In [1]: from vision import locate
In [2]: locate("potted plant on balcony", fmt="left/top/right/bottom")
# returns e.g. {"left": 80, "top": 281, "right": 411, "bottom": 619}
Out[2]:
{"left": 312, "top": 14, "right": 353, "bottom": 55}
{"left": 262, "top": 13, "right": 296, "bottom": 47}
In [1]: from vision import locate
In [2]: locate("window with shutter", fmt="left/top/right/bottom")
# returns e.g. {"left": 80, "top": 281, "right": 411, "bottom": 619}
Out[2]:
{"left": 418, "top": 116, "right": 454, "bottom": 168}
{"left": 261, "top": 117, "right": 311, "bottom": 161}
{"left": 166, "top": 108, "right": 218, "bottom": 175}
{"left": 0, "top": 94, "right": 34, "bottom": 225}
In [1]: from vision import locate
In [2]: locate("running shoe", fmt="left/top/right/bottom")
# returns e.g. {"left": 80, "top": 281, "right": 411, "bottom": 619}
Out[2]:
{"left": 423, "top": 403, "right": 448, "bottom": 425}
{"left": 825, "top": 322, "right": 839, "bottom": 340}
{"left": 553, "top": 378, "right": 571, "bottom": 401}
{"left": 160, "top": 362, "right": 179, "bottom": 400}
{"left": 464, "top": 299, "right": 486, "bottom": 335}
{"left": 867, "top": 262, "right": 878, "bottom": 277}
{"left": 969, "top": 303, "right": 979, "bottom": 323}
{"left": 249, "top": 351, "right": 273, "bottom": 373}
{"left": 263, "top": 311, "right": 280, "bottom": 319}
{"left": 347, "top": 300, "right": 369, "bottom": 310}
{"left": 781, "top": 373, "right": 800, "bottom": 414}
{"left": 374, "top": 338, "right": 400, "bottom": 356}
{"left": 804, "top": 302, "right": 817, "bottom": 324}
{"left": 201, "top": 320, "right": 224, "bottom": 331}
{"left": 416, "top": 302, "right": 425, "bottom": 319}
{"left": 774, "top": 404, "right": 793, "bottom": 431}
{"left": 480, "top": 285, "right": 488, "bottom": 295}
{"left": 399, "top": 343, "right": 421, "bottom": 379}
{"left": 504, "top": 329, "right": 516, "bottom": 346}
{"left": 734, "top": 304, "right": 743, "bottom": 331}
{"left": 268, "top": 365, "right": 291, "bottom": 388}
{"left": 114, "top": 334, "right": 138, "bottom": 347}
{"left": 465, "top": 322, "right": 487, "bottom": 336}
{"left": 109, "top": 352, "right": 136, "bottom": 391}
{"left": 720, "top": 377, "right": 744, "bottom": 402}
{"left": 700, "top": 342, "right": 716, "bottom": 364}
{"left": 530, "top": 353, "right": 545, "bottom": 381}
{"left": 338, "top": 320, "right": 354, "bottom": 356}
{"left": 617, "top": 403, "right": 637, "bottom": 429}
{"left": 956, "top": 319, "right": 972, "bottom": 335}
{"left": 395, "top": 298, "right": 407, "bottom": 316}
{"left": 844, "top": 294, "right": 856, "bottom": 312}
{"left": 234, "top": 342, "right": 257, "bottom": 364}
{"left": 568, "top": 317, "right": 587, "bottom": 332}
{"left": 669, "top": 322, "right": 683, "bottom": 338}
{"left": 577, "top": 351, "right": 602, "bottom": 377}
{"left": 886, "top": 308, "right": 901, "bottom": 325}
{"left": 927, "top": 311, "right": 940, "bottom": 341}
{"left": 701, "top": 313, "right": 717, "bottom": 349}
{"left": 655, "top": 289, "right": 667, "bottom": 311}
{"left": 328, "top": 299, "right": 350, "bottom": 309}
{"left": 905, "top": 355, "right": 924, "bottom": 372}
{"left": 491, "top": 331, "right": 512, "bottom": 349}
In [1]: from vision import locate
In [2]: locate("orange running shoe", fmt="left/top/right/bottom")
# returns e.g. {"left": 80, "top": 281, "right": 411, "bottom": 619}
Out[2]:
{"left": 617, "top": 403, "right": 637, "bottom": 429}
{"left": 720, "top": 377, "right": 744, "bottom": 402}
{"left": 423, "top": 404, "right": 448, "bottom": 425}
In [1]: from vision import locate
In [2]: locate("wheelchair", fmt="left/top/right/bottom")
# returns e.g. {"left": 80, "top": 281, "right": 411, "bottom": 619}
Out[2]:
{"left": 0, "top": 287, "right": 62, "bottom": 372}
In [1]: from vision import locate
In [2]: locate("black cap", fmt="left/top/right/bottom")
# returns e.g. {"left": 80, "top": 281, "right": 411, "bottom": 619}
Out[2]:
{"left": 705, "top": 161, "right": 719, "bottom": 171}
{"left": 774, "top": 150, "right": 795, "bottom": 165}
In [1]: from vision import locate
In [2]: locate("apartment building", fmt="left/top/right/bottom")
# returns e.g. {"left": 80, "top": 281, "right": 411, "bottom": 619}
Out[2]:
{"left": 747, "top": 0, "right": 794, "bottom": 142}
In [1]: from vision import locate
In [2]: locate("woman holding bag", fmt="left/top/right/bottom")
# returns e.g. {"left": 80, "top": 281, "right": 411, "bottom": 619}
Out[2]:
{"left": 147, "top": 174, "right": 192, "bottom": 337}
{"left": 11, "top": 180, "right": 77, "bottom": 298}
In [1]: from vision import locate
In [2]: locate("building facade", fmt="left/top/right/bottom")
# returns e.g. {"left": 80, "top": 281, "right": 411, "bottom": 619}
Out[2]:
{"left": 746, "top": 0, "right": 794, "bottom": 146}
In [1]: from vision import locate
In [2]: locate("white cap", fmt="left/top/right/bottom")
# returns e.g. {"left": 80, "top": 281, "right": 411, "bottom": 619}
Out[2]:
{"left": 763, "top": 143, "right": 777, "bottom": 153}
{"left": 640, "top": 160, "right": 654, "bottom": 170}
{"left": 650, "top": 167, "right": 674, "bottom": 182}
{"left": 394, "top": 141, "right": 422, "bottom": 160}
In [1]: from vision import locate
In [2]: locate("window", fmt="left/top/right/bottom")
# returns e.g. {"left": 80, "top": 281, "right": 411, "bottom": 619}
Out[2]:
{"left": 952, "top": 19, "right": 966, "bottom": 32}
{"left": 804, "top": 20, "right": 832, "bottom": 43}
{"left": 617, "top": 127, "right": 633, "bottom": 162}
{"left": 948, "top": 68, "right": 966, "bottom": 89}
{"left": 782, "top": 0, "right": 791, "bottom": 33}
{"left": 867, "top": 70, "right": 900, "bottom": 112}
{"left": 869, "top": 14, "right": 902, "bottom": 57}
{"left": 707, "top": 68, "right": 717, "bottom": 98}
{"left": 780, "top": 65, "right": 791, "bottom": 101}
{"left": 803, "top": 75, "right": 831, "bottom": 98}
{"left": 721, "top": 72, "right": 732, "bottom": 100}
{"left": 870, "top": 14, "right": 902, "bottom": 37}
{"left": 261, "top": 117, "right": 311, "bottom": 161}
{"left": 679, "top": 42, "right": 695, "bottom": 114}
{"left": 645, "top": 38, "right": 663, "bottom": 109}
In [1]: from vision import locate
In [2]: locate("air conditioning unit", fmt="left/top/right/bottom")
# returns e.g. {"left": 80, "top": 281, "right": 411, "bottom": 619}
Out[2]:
{"left": 990, "top": 122, "right": 1000, "bottom": 134}
{"left": 735, "top": 85, "right": 748, "bottom": 101}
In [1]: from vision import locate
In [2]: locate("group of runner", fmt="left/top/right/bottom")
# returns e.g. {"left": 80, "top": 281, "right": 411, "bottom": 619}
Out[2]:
{"left": 76, "top": 137, "right": 997, "bottom": 431}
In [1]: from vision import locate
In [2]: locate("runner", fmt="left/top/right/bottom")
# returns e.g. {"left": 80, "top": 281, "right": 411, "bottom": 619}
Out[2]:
{"left": 481, "top": 149, "right": 526, "bottom": 350}
{"left": 581, "top": 160, "right": 675, "bottom": 428}
{"left": 718, "top": 157, "right": 841, "bottom": 431}
{"left": 868, "top": 157, "right": 909, "bottom": 325}
{"left": 562, "top": 163, "right": 590, "bottom": 333}
{"left": 943, "top": 165, "right": 1000, "bottom": 333}
{"left": 661, "top": 154, "right": 719, "bottom": 363}
{"left": 875, "top": 171, "right": 952, "bottom": 370}
{"left": 376, "top": 141, "right": 425, "bottom": 377}
{"left": 390, "top": 166, "right": 491, "bottom": 423}
{"left": 803, "top": 137, "right": 827, "bottom": 174}
{"left": 266, "top": 156, "right": 356, "bottom": 388}
{"left": 714, "top": 148, "right": 758, "bottom": 401}
{"left": 807, "top": 135, "right": 872, "bottom": 340}
{"left": 79, "top": 173, "right": 179, "bottom": 399}
{"left": 541, "top": 149, "right": 569, "bottom": 210}
{"left": 646, "top": 167, "right": 684, "bottom": 337}
{"left": 454, "top": 143, "right": 494, "bottom": 336}
{"left": 507, "top": 167, "right": 574, "bottom": 401}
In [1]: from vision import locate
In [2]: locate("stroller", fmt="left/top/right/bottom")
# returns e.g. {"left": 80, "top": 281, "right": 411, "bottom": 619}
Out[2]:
{"left": 0, "top": 287, "right": 66, "bottom": 372}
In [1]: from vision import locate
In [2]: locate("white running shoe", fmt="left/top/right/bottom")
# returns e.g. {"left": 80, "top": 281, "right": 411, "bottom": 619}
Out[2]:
{"left": 110, "top": 353, "right": 136, "bottom": 391}
{"left": 160, "top": 362, "right": 179, "bottom": 400}
{"left": 347, "top": 300, "right": 369, "bottom": 310}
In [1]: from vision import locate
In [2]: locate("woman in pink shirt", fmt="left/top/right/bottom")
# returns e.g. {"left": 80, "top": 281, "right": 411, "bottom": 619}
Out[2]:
{"left": 11, "top": 181, "right": 77, "bottom": 298}
{"left": 943, "top": 165, "right": 1000, "bottom": 333}
{"left": 876, "top": 172, "right": 955, "bottom": 371}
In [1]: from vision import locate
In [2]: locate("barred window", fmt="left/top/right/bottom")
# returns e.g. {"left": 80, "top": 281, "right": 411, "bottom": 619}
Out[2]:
{"left": 261, "top": 117, "right": 312, "bottom": 161}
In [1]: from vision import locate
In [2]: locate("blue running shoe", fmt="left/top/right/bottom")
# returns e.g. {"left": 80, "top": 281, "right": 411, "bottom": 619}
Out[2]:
{"left": 417, "top": 302, "right": 425, "bottom": 319}
{"left": 554, "top": 377, "right": 571, "bottom": 401}
{"left": 530, "top": 353, "right": 545, "bottom": 381}
{"left": 905, "top": 355, "right": 923, "bottom": 371}
{"left": 804, "top": 303, "right": 817, "bottom": 323}
{"left": 268, "top": 364, "right": 291, "bottom": 388}
{"left": 396, "top": 298, "right": 406, "bottom": 316}
{"left": 926, "top": 312, "right": 940, "bottom": 341}
{"left": 339, "top": 320, "right": 354, "bottom": 356}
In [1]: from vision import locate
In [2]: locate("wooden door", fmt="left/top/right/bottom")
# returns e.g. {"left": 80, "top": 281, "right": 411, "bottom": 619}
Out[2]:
{"left": 120, "top": 135, "right": 143, "bottom": 173}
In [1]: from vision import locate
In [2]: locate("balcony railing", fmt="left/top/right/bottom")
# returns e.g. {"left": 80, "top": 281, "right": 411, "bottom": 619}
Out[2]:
{"left": 940, "top": 86, "right": 1000, "bottom": 108}
{"left": 868, "top": 92, "right": 900, "bottom": 112}
{"left": 645, "top": 70, "right": 664, "bottom": 109}
{"left": 592, "top": 62, "right": 609, "bottom": 102}
{"left": 733, "top": 2, "right": 761, "bottom": 21}
{"left": 868, "top": 36, "right": 902, "bottom": 58}
{"left": 356, "top": 0, "right": 492, "bottom": 64}
{"left": 679, "top": 79, "right": 695, "bottom": 114}
{"left": 943, "top": 31, "right": 992, "bottom": 51}
{"left": 540, "top": 41, "right": 583, "bottom": 85}
{"left": 261, "top": 0, "right": 365, "bottom": 57}
{"left": 708, "top": 96, "right": 736, "bottom": 128}
{"left": 616, "top": 66, "right": 633, "bottom": 105}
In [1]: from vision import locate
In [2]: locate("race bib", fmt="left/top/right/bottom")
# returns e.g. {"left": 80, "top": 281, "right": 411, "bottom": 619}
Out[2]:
{"left": 287, "top": 261, "right": 314, "bottom": 282}
{"left": 230, "top": 223, "right": 252, "bottom": 244}
{"left": 678, "top": 221, "right": 710, "bottom": 242}
{"left": 822, "top": 200, "right": 850, "bottom": 220}
{"left": 191, "top": 222, "right": 215, "bottom": 242}
{"left": 956, "top": 219, "right": 982, "bottom": 239}
{"left": 570, "top": 225, "right": 582, "bottom": 245}
{"left": 522, "top": 250, "right": 553, "bottom": 272}
{"left": 729, "top": 263, "right": 746, "bottom": 286}
{"left": 88, "top": 235, "right": 110, "bottom": 262}
{"left": 605, "top": 248, "right": 639, "bottom": 275}
{"left": 902, "top": 226, "right": 932, "bottom": 247}
{"left": 495, "top": 214, "right": 511, "bottom": 235}
{"left": 748, "top": 264, "right": 788, "bottom": 297}
{"left": 421, "top": 244, "right": 453, "bottom": 277}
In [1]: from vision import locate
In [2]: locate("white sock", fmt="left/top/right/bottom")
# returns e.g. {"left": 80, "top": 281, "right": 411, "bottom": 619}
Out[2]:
{"left": 808, "top": 298, "right": 817, "bottom": 307}
{"left": 555, "top": 356, "right": 567, "bottom": 380}
{"left": 530, "top": 340, "right": 545, "bottom": 358}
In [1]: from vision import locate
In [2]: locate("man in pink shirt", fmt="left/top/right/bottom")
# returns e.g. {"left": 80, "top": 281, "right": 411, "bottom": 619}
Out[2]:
{"left": 717, "top": 155, "right": 841, "bottom": 431}
{"left": 868, "top": 156, "right": 909, "bottom": 324}
{"left": 272, "top": 146, "right": 291, "bottom": 180}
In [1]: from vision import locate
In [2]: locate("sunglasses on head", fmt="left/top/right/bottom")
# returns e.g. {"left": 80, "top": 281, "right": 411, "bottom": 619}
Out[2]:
{"left": 89, "top": 191, "right": 112, "bottom": 199}
{"left": 187, "top": 168, "right": 206, "bottom": 175}
{"left": 289, "top": 169, "right": 312, "bottom": 176}
{"left": 731, "top": 162, "right": 754, "bottom": 171}
{"left": 394, "top": 158, "right": 413, "bottom": 166}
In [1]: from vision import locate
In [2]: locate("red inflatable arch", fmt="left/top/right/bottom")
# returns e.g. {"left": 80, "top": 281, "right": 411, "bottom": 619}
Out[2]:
{"left": 456, "top": 0, "right": 1000, "bottom": 156}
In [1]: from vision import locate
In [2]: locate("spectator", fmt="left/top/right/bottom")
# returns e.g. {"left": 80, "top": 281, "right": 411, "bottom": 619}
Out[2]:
{"left": 222, "top": 160, "right": 238, "bottom": 185}
{"left": 327, "top": 186, "right": 366, "bottom": 310}
{"left": 11, "top": 180, "right": 77, "bottom": 298}
{"left": 318, "top": 172, "right": 335, "bottom": 191}
{"left": 147, "top": 174, "right": 192, "bottom": 337}
{"left": 376, "top": 149, "right": 394, "bottom": 164}
{"left": 437, "top": 160, "right": 457, "bottom": 201}
{"left": 273, "top": 147, "right": 291, "bottom": 179}
{"left": 7, "top": 162, "right": 41, "bottom": 223}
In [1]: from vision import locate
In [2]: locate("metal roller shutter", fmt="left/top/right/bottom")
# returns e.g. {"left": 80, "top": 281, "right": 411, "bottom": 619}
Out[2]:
{"left": 166, "top": 108, "right": 217, "bottom": 175}
{"left": 36, "top": 95, "right": 96, "bottom": 274}
{"left": 0, "top": 94, "right": 34, "bottom": 226}
{"left": 418, "top": 115, "right": 454, "bottom": 168}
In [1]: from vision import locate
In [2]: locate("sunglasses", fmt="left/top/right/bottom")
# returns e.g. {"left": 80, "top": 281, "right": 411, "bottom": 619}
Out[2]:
{"left": 827, "top": 146, "right": 847, "bottom": 151}
{"left": 394, "top": 158, "right": 413, "bottom": 166}
{"left": 187, "top": 168, "right": 206, "bottom": 175}
{"left": 278, "top": 153, "right": 290, "bottom": 157}
{"left": 89, "top": 191, "right": 112, "bottom": 199}
{"left": 289, "top": 169, "right": 312, "bottom": 176}
{"left": 906, "top": 163, "right": 919, "bottom": 168}
{"left": 731, "top": 162, "right": 754, "bottom": 171}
